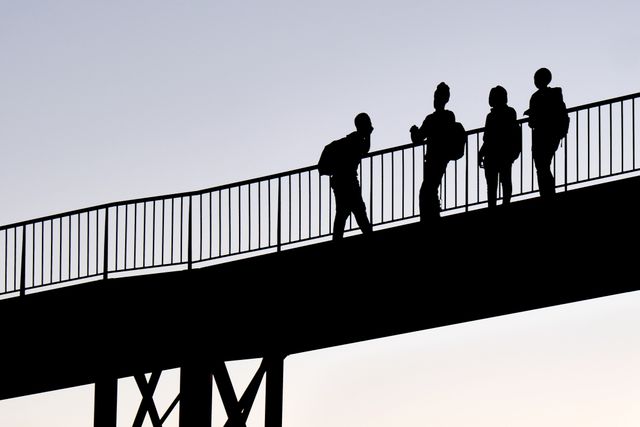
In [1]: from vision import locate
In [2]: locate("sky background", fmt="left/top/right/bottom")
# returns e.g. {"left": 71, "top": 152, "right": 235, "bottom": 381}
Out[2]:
{"left": 1, "top": 0, "right": 640, "bottom": 426}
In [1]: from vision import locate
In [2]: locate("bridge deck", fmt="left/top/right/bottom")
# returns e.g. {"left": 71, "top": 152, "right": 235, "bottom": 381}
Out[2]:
{"left": 0, "top": 176, "right": 638, "bottom": 400}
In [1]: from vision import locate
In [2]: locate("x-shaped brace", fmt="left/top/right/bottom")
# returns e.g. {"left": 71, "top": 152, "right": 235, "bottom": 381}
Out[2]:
{"left": 133, "top": 371, "right": 180, "bottom": 427}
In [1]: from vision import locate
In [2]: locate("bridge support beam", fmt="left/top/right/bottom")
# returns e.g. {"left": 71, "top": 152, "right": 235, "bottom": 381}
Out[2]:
{"left": 94, "top": 377, "right": 118, "bottom": 427}
{"left": 179, "top": 364, "right": 213, "bottom": 427}
{"left": 265, "top": 354, "right": 284, "bottom": 427}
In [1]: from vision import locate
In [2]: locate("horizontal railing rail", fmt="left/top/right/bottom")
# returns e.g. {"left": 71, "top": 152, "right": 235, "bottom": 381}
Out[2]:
{"left": 1, "top": 91, "right": 638, "bottom": 297}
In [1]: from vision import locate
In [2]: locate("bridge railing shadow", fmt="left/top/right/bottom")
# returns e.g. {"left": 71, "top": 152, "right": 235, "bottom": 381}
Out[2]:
{"left": 0, "top": 92, "right": 638, "bottom": 297}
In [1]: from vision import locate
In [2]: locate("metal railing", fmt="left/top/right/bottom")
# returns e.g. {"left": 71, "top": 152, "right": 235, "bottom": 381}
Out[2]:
{"left": 1, "top": 92, "right": 638, "bottom": 297}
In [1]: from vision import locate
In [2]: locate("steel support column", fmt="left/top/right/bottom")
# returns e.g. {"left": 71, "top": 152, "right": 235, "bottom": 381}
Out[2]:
{"left": 179, "top": 364, "right": 213, "bottom": 427}
{"left": 94, "top": 378, "right": 118, "bottom": 427}
{"left": 265, "top": 355, "right": 284, "bottom": 427}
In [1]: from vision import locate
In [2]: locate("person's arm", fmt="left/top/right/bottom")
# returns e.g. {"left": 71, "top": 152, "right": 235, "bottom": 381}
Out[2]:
{"left": 479, "top": 113, "right": 491, "bottom": 166}
{"left": 509, "top": 106, "right": 518, "bottom": 121}
{"left": 410, "top": 115, "right": 430, "bottom": 144}
{"left": 508, "top": 107, "right": 519, "bottom": 136}
{"left": 526, "top": 94, "right": 537, "bottom": 129}
{"left": 361, "top": 134, "right": 371, "bottom": 157}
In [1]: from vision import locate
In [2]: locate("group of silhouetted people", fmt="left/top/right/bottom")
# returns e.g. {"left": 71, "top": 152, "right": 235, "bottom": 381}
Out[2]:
{"left": 321, "top": 67, "right": 568, "bottom": 241}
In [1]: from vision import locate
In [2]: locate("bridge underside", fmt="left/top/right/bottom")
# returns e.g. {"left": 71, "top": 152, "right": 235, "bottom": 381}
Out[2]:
{"left": 0, "top": 177, "right": 638, "bottom": 401}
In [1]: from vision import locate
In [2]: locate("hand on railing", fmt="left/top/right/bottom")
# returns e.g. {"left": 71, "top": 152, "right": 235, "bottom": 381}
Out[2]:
{"left": 409, "top": 125, "right": 422, "bottom": 145}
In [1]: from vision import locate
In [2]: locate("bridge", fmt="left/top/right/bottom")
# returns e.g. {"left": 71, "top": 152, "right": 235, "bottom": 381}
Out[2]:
{"left": 0, "top": 92, "right": 638, "bottom": 426}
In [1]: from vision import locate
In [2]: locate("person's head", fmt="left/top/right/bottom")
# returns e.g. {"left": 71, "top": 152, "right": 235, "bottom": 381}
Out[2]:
{"left": 354, "top": 112, "right": 373, "bottom": 136}
{"left": 434, "top": 82, "right": 450, "bottom": 110}
{"left": 534, "top": 67, "right": 552, "bottom": 89}
{"left": 489, "top": 85, "right": 508, "bottom": 108}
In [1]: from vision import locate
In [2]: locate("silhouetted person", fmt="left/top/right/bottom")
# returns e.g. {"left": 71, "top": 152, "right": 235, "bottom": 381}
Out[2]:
{"left": 410, "top": 82, "right": 456, "bottom": 223}
{"left": 479, "top": 85, "right": 520, "bottom": 208}
{"left": 524, "top": 67, "right": 569, "bottom": 200}
{"left": 329, "top": 112, "right": 374, "bottom": 240}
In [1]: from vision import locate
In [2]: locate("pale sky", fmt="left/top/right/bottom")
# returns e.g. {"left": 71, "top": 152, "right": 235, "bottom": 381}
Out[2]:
{"left": 1, "top": 1, "right": 639, "bottom": 426}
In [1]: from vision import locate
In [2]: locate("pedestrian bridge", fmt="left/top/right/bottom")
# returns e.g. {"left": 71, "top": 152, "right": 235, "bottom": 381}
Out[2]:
{"left": 0, "top": 92, "right": 638, "bottom": 426}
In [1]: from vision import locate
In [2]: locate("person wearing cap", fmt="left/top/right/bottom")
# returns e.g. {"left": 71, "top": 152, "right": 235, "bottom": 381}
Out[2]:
{"left": 410, "top": 82, "right": 456, "bottom": 223}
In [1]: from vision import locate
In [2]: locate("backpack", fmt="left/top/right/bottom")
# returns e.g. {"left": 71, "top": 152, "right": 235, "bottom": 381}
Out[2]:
{"left": 447, "top": 121, "right": 468, "bottom": 161}
{"left": 533, "top": 87, "right": 569, "bottom": 141}
{"left": 558, "top": 109, "right": 570, "bottom": 140}
{"left": 318, "top": 139, "right": 340, "bottom": 176}
{"left": 554, "top": 96, "right": 570, "bottom": 140}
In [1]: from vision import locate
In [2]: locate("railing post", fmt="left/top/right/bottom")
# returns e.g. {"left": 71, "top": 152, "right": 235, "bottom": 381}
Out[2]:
{"left": 277, "top": 178, "right": 282, "bottom": 252}
{"left": 564, "top": 131, "right": 568, "bottom": 192}
{"left": 19, "top": 225, "right": 26, "bottom": 296}
{"left": 465, "top": 140, "right": 469, "bottom": 212}
{"left": 103, "top": 209, "right": 109, "bottom": 280}
{"left": 369, "top": 157, "right": 373, "bottom": 224}
{"left": 188, "top": 196, "right": 193, "bottom": 270}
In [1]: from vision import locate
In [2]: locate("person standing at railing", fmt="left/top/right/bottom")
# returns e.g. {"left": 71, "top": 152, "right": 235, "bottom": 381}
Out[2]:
{"left": 524, "top": 68, "right": 570, "bottom": 200}
{"left": 479, "top": 85, "right": 521, "bottom": 208}
{"left": 410, "top": 82, "right": 456, "bottom": 222}
{"left": 322, "top": 112, "right": 374, "bottom": 240}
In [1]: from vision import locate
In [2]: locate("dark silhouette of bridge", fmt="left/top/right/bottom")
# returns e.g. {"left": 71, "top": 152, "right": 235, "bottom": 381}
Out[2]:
{"left": 0, "top": 92, "right": 638, "bottom": 426}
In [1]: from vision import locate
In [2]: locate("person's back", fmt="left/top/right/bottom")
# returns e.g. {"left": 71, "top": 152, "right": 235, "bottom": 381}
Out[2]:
{"left": 528, "top": 86, "right": 567, "bottom": 138}
{"left": 331, "top": 131, "right": 369, "bottom": 182}
{"left": 420, "top": 109, "right": 456, "bottom": 163}
{"left": 483, "top": 104, "right": 518, "bottom": 167}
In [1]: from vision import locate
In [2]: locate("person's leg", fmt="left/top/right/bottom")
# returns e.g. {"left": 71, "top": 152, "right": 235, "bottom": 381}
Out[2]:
{"left": 420, "top": 181, "right": 440, "bottom": 221}
{"left": 418, "top": 182, "right": 425, "bottom": 223}
{"left": 484, "top": 166, "right": 498, "bottom": 208}
{"left": 432, "top": 161, "right": 448, "bottom": 214}
{"left": 332, "top": 205, "right": 349, "bottom": 240}
{"left": 349, "top": 181, "right": 372, "bottom": 235}
{"left": 421, "top": 160, "right": 447, "bottom": 221}
{"left": 419, "top": 160, "right": 428, "bottom": 223}
{"left": 331, "top": 181, "right": 350, "bottom": 240}
{"left": 499, "top": 163, "right": 513, "bottom": 205}
{"left": 533, "top": 142, "right": 555, "bottom": 199}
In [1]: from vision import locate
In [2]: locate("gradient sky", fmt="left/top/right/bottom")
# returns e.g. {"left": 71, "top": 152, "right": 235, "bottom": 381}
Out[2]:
{"left": 1, "top": 1, "right": 639, "bottom": 426}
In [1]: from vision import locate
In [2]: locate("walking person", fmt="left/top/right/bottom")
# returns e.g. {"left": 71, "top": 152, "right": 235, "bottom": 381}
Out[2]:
{"left": 319, "top": 112, "right": 374, "bottom": 240}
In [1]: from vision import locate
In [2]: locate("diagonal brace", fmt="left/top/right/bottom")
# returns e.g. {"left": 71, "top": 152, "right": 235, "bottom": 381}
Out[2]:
{"left": 213, "top": 359, "right": 267, "bottom": 427}
{"left": 133, "top": 372, "right": 163, "bottom": 427}
{"left": 222, "top": 359, "right": 267, "bottom": 427}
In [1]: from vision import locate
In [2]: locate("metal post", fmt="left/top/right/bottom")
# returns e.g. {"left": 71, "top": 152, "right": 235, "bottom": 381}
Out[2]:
{"left": 564, "top": 132, "right": 568, "bottom": 192}
{"left": 188, "top": 196, "right": 193, "bottom": 270}
{"left": 179, "top": 364, "right": 213, "bottom": 427}
{"left": 94, "top": 378, "right": 118, "bottom": 427}
{"left": 277, "top": 178, "right": 282, "bottom": 252}
{"left": 265, "top": 354, "right": 284, "bottom": 427}
{"left": 103, "top": 209, "right": 109, "bottom": 280}
{"left": 465, "top": 140, "right": 469, "bottom": 211}
{"left": 19, "top": 226, "right": 26, "bottom": 296}
{"left": 370, "top": 157, "right": 374, "bottom": 222}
